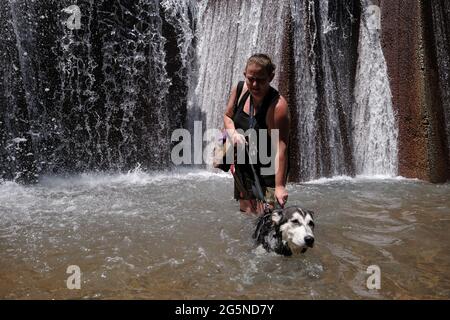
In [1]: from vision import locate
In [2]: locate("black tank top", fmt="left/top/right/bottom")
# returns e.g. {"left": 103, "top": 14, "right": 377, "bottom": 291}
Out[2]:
{"left": 232, "top": 84, "right": 280, "bottom": 187}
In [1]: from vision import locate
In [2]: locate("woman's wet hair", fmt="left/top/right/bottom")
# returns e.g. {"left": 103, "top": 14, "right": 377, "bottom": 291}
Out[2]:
{"left": 246, "top": 54, "right": 276, "bottom": 75}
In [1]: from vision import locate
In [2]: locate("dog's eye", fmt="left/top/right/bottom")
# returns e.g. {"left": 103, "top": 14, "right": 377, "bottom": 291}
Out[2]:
{"left": 291, "top": 219, "right": 301, "bottom": 225}
{"left": 308, "top": 221, "right": 315, "bottom": 228}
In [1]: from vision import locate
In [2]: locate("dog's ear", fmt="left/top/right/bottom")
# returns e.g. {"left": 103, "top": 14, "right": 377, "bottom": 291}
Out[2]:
{"left": 271, "top": 210, "right": 283, "bottom": 225}
{"left": 306, "top": 209, "right": 315, "bottom": 219}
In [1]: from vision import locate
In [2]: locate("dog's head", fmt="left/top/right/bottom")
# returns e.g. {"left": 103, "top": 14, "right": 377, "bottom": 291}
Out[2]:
{"left": 271, "top": 207, "right": 315, "bottom": 254}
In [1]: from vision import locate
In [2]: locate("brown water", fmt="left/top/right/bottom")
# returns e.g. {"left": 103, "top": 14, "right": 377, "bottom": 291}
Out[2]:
{"left": 0, "top": 169, "right": 449, "bottom": 299}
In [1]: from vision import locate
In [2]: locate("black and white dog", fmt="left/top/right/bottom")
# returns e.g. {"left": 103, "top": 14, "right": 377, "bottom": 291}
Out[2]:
{"left": 253, "top": 206, "right": 315, "bottom": 256}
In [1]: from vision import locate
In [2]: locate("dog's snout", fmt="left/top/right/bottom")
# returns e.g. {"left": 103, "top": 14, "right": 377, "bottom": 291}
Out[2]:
{"left": 304, "top": 236, "right": 314, "bottom": 247}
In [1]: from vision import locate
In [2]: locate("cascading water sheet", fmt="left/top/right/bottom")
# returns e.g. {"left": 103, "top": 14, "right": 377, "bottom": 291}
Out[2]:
{"left": 353, "top": 0, "right": 398, "bottom": 176}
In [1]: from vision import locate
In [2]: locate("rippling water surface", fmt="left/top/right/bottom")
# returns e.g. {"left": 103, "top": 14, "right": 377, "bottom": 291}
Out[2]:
{"left": 0, "top": 169, "right": 449, "bottom": 299}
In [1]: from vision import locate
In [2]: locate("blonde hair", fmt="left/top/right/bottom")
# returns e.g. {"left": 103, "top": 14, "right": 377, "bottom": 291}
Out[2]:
{"left": 246, "top": 54, "right": 276, "bottom": 75}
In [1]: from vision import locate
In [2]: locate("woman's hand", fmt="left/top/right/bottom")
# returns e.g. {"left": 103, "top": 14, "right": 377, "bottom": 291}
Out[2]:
{"left": 275, "top": 186, "right": 288, "bottom": 208}
{"left": 231, "top": 131, "right": 246, "bottom": 145}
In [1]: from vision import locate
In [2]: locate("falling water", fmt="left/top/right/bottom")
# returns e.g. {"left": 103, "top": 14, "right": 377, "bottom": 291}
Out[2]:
{"left": 0, "top": 0, "right": 427, "bottom": 182}
{"left": 56, "top": 0, "right": 174, "bottom": 172}
{"left": 190, "top": 0, "right": 290, "bottom": 139}
{"left": 352, "top": 0, "right": 398, "bottom": 176}
{"left": 0, "top": 0, "right": 39, "bottom": 183}
{"left": 291, "top": 0, "right": 360, "bottom": 181}
{"left": 0, "top": 0, "right": 196, "bottom": 181}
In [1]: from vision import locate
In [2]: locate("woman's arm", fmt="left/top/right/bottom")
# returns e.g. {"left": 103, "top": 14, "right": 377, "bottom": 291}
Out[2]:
{"left": 223, "top": 85, "right": 246, "bottom": 145}
{"left": 224, "top": 85, "right": 237, "bottom": 133}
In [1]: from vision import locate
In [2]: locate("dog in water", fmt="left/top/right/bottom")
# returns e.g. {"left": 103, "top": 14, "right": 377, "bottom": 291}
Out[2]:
{"left": 253, "top": 206, "right": 315, "bottom": 256}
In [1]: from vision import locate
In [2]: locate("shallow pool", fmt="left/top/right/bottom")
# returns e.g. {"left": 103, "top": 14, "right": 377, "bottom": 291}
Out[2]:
{"left": 0, "top": 169, "right": 449, "bottom": 299}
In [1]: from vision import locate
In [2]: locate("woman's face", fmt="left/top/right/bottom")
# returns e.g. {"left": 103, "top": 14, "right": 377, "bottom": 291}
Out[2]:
{"left": 244, "top": 63, "right": 273, "bottom": 99}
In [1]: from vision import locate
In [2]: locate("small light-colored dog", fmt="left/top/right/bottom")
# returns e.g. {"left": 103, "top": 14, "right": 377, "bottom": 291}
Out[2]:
{"left": 253, "top": 206, "right": 315, "bottom": 256}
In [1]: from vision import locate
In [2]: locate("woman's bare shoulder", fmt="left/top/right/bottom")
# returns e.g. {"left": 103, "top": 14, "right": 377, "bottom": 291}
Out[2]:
{"left": 272, "top": 94, "right": 289, "bottom": 116}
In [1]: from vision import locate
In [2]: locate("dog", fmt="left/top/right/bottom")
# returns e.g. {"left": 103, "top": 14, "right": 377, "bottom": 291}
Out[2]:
{"left": 253, "top": 206, "right": 315, "bottom": 256}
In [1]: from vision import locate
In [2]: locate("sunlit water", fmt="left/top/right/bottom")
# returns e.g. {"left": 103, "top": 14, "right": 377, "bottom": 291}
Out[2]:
{"left": 0, "top": 169, "right": 449, "bottom": 299}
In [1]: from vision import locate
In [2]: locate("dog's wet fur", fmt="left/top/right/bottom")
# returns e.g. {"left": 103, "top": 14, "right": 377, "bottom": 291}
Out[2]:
{"left": 253, "top": 206, "right": 315, "bottom": 256}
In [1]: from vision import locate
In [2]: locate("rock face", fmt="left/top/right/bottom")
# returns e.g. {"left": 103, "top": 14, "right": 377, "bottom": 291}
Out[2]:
{"left": 380, "top": 0, "right": 449, "bottom": 182}
{"left": 278, "top": 6, "right": 299, "bottom": 181}
{"left": 430, "top": 0, "right": 450, "bottom": 181}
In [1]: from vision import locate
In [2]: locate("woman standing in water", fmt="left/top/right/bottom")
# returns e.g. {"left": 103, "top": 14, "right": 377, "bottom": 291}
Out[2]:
{"left": 223, "top": 54, "right": 290, "bottom": 214}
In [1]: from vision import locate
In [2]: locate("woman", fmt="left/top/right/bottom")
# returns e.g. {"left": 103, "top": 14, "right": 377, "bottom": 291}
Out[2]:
{"left": 223, "top": 54, "right": 290, "bottom": 214}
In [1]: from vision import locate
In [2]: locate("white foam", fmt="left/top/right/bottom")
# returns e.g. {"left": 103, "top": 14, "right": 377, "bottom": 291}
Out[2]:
{"left": 354, "top": 174, "right": 419, "bottom": 181}
{"left": 303, "top": 175, "right": 354, "bottom": 184}
{"left": 0, "top": 180, "right": 29, "bottom": 198}
{"left": 37, "top": 167, "right": 232, "bottom": 189}
{"left": 304, "top": 175, "right": 421, "bottom": 184}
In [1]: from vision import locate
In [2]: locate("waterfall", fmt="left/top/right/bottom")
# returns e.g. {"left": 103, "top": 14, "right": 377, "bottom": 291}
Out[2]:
{"left": 2, "top": 0, "right": 443, "bottom": 183}
{"left": 291, "top": 0, "right": 360, "bottom": 180}
{"left": 0, "top": 0, "right": 196, "bottom": 182}
{"left": 56, "top": 0, "right": 174, "bottom": 171}
{"left": 0, "top": 0, "right": 39, "bottom": 182}
{"left": 190, "top": 0, "right": 290, "bottom": 136}
{"left": 352, "top": 0, "right": 398, "bottom": 176}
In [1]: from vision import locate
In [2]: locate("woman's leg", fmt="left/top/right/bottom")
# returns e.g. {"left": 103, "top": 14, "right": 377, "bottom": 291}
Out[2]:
{"left": 239, "top": 199, "right": 256, "bottom": 213}
{"left": 239, "top": 199, "right": 268, "bottom": 215}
